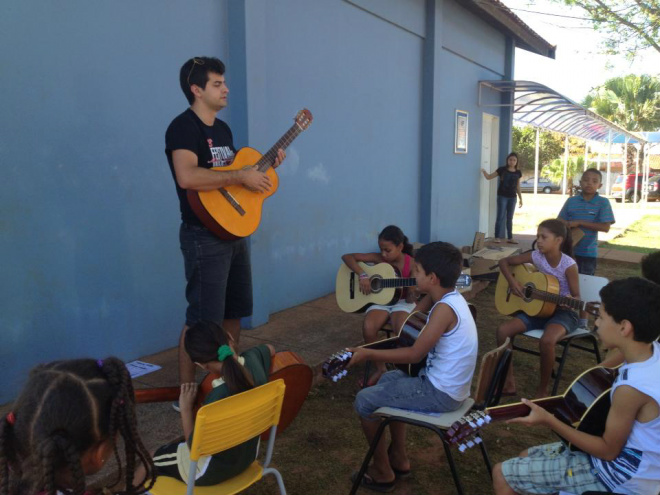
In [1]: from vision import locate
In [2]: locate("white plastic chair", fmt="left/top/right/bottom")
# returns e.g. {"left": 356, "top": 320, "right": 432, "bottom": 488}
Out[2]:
{"left": 511, "top": 274, "right": 608, "bottom": 395}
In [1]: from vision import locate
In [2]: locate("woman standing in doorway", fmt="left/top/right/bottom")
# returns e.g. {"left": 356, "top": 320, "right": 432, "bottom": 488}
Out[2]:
{"left": 481, "top": 152, "right": 523, "bottom": 244}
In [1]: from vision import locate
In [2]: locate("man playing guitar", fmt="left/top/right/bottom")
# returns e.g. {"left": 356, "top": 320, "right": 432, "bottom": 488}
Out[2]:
{"left": 165, "top": 56, "right": 286, "bottom": 400}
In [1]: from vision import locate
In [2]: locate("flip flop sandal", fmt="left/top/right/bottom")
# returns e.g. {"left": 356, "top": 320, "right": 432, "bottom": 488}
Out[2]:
{"left": 350, "top": 471, "right": 395, "bottom": 493}
{"left": 392, "top": 467, "right": 411, "bottom": 480}
{"left": 387, "top": 445, "right": 411, "bottom": 479}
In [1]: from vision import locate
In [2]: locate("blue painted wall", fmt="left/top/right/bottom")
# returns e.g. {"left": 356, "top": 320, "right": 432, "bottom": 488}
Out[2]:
{"left": 1, "top": 0, "right": 516, "bottom": 402}
{"left": 0, "top": 0, "right": 230, "bottom": 402}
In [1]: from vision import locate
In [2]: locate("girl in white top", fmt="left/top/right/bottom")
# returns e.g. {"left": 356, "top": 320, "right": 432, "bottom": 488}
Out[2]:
{"left": 496, "top": 218, "right": 581, "bottom": 398}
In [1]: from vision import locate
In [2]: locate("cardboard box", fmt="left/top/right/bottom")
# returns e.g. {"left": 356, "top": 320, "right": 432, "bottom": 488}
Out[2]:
{"left": 469, "top": 246, "right": 521, "bottom": 278}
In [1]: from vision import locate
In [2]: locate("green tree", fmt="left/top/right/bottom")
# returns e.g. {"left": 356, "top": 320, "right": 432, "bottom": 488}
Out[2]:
{"left": 542, "top": 156, "right": 586, "bottom": 195}
{"left": 582, "top": 74, "right": 660, "bottom": 131}
{"left": 512, "top": 126, "right": 565, "bottom": 174}
{"left": 561, "top": 0, "right": 660, "bottom": 58}
{"left": 583, "top": 74, "right": 660, "bottom": 167}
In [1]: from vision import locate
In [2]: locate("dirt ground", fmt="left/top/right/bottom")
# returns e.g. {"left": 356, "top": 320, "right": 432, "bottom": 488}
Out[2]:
{"left": 242, "top": 258, "right": 642, "bottom": 495}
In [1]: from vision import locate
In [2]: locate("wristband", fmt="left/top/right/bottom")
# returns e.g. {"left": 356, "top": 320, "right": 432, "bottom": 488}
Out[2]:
{"left": 359, "top": 272, "right": 369, "bottom": 280}
{"left": 578, "top": 318, "right": 589, "bottom": 329}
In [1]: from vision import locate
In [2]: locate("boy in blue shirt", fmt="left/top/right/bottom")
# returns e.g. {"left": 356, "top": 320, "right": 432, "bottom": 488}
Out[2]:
{"left": 558, "top": 169, "right": 615, "bottom": 275}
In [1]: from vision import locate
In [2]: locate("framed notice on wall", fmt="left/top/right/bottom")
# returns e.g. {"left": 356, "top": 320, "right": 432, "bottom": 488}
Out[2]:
{"left": 455, "top": 109, "right": 468, "bottom": 154}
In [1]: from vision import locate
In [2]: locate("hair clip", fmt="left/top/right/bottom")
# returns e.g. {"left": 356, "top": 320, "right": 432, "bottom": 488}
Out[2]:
{"left": 6, "top": 412, "right": 16, "bottom": 425}
{"left": 97, "top": 359, "right": 104, "bottom": 368}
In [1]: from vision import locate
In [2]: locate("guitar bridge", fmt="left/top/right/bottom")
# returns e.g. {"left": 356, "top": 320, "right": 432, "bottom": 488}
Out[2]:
{"left": 219, "top": 188, "right": 246, "bottom": 216}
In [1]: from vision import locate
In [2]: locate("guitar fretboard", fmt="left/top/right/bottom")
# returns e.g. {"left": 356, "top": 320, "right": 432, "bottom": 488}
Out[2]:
{"left": 527, "top": 287, "right": 585, "bottom": 311}
{"left": 256, "top": 122, "right": 304, "bottom": 172}
{"left": 378, "top": 277, "right": 416, "bottom": 288}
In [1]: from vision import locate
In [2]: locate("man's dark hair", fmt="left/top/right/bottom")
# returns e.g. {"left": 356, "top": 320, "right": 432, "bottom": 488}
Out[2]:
{"left": 599, "top": 277, "right": 660, "bottom": 343}
{"left": 582, "top": 168, "right": 603, "bottom": 182}
{"left": 641, "top": 250, "right": 660, "bottom": 285}
{"left": 179, "top": 56, "right": 226, "bottom": 105}
{"left": 414, "top": 241, "right": 462, "bottom": 288}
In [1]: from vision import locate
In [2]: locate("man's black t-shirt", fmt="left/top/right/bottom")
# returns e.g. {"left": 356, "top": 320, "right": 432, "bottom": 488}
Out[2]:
{"left": 496, "top": 167, "right": 522, "bottom": 198}
{"left": 165, "top": 108, "right": 236, "bottom": 225}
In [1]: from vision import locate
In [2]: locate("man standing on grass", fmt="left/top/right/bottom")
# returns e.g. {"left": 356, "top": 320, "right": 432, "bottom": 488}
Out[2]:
{"left": 558, "top": 168, "right": 615, "bottom": 275}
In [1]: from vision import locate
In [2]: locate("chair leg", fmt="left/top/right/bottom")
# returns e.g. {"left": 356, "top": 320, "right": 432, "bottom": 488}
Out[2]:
{"left": 264, "top": 467, "right": 287, "bottom": 495}
{"left": 348, "top": 419, "right": 390, "bottom": 495}
{"left": 592, "top": 337, "right": 601, "bottom": 363}
{"left": 477, "top": 435, "right": 493, "bottom": 477}
{"left": 441, "top": 437, "right": 465, "bottom": 495}
{"left": 552, "top": 343, "right": 571, "bottom": 396}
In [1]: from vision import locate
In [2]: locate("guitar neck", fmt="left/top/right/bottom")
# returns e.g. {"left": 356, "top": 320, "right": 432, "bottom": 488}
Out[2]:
{"left": 256, "top": 122, "right": 304, "bottom": 171}
{"left": 486, "top": 397, "right": 567, "bottom": 423}
{"left": 378, "top": 277, "right": 416, "bottom": 288}
{"left": 529, "top": 288, "right": 585, "bottom": 312}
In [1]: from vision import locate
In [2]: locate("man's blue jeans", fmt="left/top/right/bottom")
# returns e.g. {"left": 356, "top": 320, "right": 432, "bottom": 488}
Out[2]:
{"left": 495, "top": 195, "right": 517, "bottom": 240}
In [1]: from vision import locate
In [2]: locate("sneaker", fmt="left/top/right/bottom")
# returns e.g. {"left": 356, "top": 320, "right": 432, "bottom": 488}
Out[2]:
{"left": 172, "top": 401, "right": 180, "bottom": 412}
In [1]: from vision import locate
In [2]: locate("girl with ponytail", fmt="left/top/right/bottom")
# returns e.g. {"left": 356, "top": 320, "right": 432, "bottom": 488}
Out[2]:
{"left": 342, "top": 225, "right": 416, "bottom": 387}
{"left": 0, "top": 358, "right": 155, "bottom": 495}
{"left": 149, "top": 321, "right": 275, "bottom": 486}
{"left": 495, "top": 218, "right": 583, "bottom": 398}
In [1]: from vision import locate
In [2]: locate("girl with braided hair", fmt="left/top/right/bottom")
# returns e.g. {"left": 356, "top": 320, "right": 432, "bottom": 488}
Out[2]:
{"left": 142, "top": 320, "right": 275, "bottom": 487}
{"left": 0, "top": 357, "right": 155, "bottom": 495}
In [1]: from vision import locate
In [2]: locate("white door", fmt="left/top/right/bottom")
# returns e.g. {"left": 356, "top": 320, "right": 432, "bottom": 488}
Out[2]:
{"left": 479, "top": 113, "right": 500, "bottom": 236}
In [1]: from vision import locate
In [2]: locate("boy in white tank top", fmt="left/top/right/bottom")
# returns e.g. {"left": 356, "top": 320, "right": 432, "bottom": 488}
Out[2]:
{"left": 492, "top": 277, "right": 660, "bottom": 495}
{"left": 347, "top": 242, "right": 478, "bottom": 492}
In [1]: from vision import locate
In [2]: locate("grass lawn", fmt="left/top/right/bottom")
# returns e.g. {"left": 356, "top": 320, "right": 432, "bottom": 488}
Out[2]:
{"left": 600, "top": 214, "right": 660, "bottom": 253}
{"left": 244, "top": 259, "right": 642, "bottom": 495}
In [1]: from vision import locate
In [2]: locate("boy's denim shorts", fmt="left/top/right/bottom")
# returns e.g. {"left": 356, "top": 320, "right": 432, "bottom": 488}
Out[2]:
{"left": 179, "top": 223, "right": 252, "bottom": 326}
{"left": 515, "top": 308, "right": 579, "bottom": 335}
{"left": 502, "top": 442, "right": 608, "bottom": 494}
{"left": 354, "top": 369, "right": 463, "bottom": 419}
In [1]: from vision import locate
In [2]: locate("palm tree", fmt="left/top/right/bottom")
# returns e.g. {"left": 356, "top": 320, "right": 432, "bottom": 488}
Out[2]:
{"left": 583, "top": 75, "right": 660, "bottom": 167}
{"left": 543, "top": 157, "right": 586, "bottom": 196}
{"left": 582, "top": 74, "right": 660, "bottom": 132}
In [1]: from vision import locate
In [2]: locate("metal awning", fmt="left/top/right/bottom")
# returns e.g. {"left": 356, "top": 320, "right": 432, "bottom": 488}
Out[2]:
{"left": 479, "top": 80, "right": 645, "bottom": 144}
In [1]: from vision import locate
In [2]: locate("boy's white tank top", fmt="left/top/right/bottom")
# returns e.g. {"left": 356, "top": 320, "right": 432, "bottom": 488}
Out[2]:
{"left": 590, "top": 341, "right": 660, "bottom": 495}
{"left": 424, "top": 290, "right": 478, "bottom": 402}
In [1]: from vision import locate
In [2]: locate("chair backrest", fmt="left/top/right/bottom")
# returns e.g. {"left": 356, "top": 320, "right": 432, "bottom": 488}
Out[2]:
{"left": 473, "top": 337, "right": 512, "bottom": 409}
{"left": 578, "top": 274, "right": 609, "bottom": 303}
{"left": 189, "top": 379, "right": 286, "bottom": 461}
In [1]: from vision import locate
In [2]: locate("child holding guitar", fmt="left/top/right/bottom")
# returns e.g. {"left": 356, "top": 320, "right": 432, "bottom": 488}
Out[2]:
{"left": 136, "top": 320, "right": 275, "bottom": 487}
{"left": 341, "top": 225, "right": 416, "bottom": 387}
{"left": 496, "top": 219, "right": 582, "bottom": 398}
{"left": 347, "top": 242, "right": 478, "bottom": 492}
{"left": 493, "top": 277, "right": 660, "bottom": 495}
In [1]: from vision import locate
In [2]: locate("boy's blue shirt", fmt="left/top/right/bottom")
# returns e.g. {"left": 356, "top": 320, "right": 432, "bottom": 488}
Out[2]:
{"left": 558, "top": 192, "right": 615, "bottom": 258}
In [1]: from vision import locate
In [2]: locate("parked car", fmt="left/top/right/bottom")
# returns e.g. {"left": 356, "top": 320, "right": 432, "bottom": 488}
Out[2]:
{"left": 519, "top": 177, "right": 561, "bottom": 194}
{"left": 647, "top": 175, "right": 660, "bottom": 202}
{"left": 611, "top": 173, "right": 658, "bottom": 203}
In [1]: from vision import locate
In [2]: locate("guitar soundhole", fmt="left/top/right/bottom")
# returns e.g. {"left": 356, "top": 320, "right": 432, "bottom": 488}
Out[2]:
{"left": 370, "top": 276, "right": 383, "bottom": 293}
{"left": 523, "top": 283, "right": 534, "bottom": 302}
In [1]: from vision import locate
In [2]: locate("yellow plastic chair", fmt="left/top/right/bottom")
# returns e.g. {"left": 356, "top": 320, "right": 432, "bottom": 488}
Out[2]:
{"left": 149, "top": 379, "right": 287, "bottom": 495}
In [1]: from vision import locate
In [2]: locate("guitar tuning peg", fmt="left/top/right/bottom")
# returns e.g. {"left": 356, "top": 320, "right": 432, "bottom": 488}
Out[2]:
{"left": 484, "top": 414, "right": 492, "bottom": 423}
{"left": 474, "top": 436, "right": 482, "bottom": 445}
{"left": 458, "top": 443, "right": 467, "bottom": 453}
{"left": 466, "top": 439, "right": 475, "bottom": 448}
